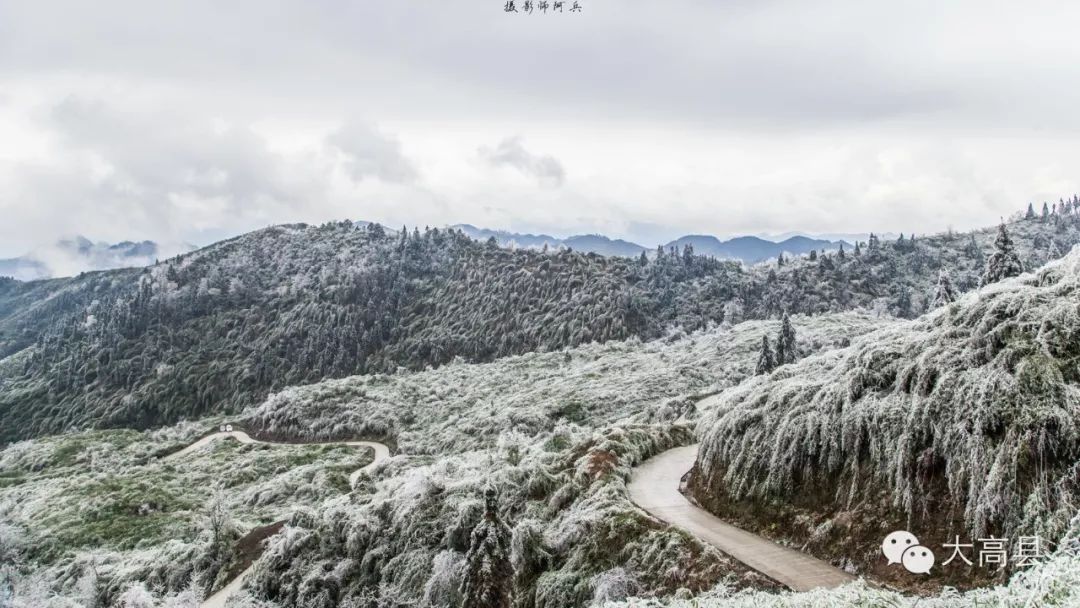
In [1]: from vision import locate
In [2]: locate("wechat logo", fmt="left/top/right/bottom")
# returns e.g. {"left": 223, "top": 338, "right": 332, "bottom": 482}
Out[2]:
{"left": 882, "top": 530, "right": 935, "bottom": 574}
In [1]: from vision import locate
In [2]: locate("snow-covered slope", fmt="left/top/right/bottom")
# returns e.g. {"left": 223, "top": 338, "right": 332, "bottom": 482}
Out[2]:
{"left": 692, "top": 247, "right": 1080, "bottom": 587}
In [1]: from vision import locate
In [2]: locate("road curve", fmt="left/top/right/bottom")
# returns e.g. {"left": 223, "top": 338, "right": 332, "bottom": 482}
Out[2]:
{"left": 165, "top": 430, "right": 391, "bottom": 608}
{"left": 628, "top": 444, "right": 856, "bottom": 592}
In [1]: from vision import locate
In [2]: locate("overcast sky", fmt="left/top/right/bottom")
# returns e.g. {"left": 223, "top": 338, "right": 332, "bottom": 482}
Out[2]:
{"left": 2, "top": 0, "right": 1079, "bottom": 256}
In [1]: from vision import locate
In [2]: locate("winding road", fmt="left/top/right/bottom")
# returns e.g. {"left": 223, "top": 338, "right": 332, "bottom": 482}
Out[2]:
{"left": 628, "top": 444, "right": 856, "bottom": 592}
{"left": 165, "top": 430, "right": 391, "bottom": 608}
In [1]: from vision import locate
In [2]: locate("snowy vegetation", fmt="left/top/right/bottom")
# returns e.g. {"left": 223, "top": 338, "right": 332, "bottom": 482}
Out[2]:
{"left": 0, "top": 312, "right": 880, "bottom": 606}
{"left": 693, "top": 246, "right": 1080, "bottom": 586}
{"left": 3, "top": 208, "right": 1078, "bottom": 443}
{"left": 2, "top": 202, "right": 1080, "bottom": 607}
{"left": 243, "top": 312, "right": 880, "bottom": 454}
{"left": 0, "top": 423, "right": 372, "bottom": 606}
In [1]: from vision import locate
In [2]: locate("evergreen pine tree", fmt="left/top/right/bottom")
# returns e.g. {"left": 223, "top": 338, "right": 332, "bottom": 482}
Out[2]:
{"left": 638, "top": 250, "right": 648, "bottom": 266}
{"left": 1025, "top": 202, "right": 1037, "bottom": 219}
{"left": 932, "top": 269, "right": 957, "bottom": 307}
{"left": 895, "top": 287, "right": 913, "bottom": 318}
{"left": 460, "top": 485, "right": 513, "bottom": 608}
{"left": 776, "top": 312, "right": 797, "bottom": 365}
{"left": 965, "top": 232, "right": 982, "bottom": 261}
{"left": 837, "top": 243, "right": 845, "bottom": 261}
{"left": 867, "top": 233, "right": 880, "bottom": 258}
{"left": 1042, "top": 202, "right": 1051, "bottom": 221}
{"left": 981, "top": 222, "right": 1024, "bottom": 286}
{"left": 853, "top": 241, "right": 862, "bottom": 257}
{"left": 777, "top": 252, "right": 785, "bottom": 267}
{"left": 755, "top": 335, "right": 776, "bottom": 375}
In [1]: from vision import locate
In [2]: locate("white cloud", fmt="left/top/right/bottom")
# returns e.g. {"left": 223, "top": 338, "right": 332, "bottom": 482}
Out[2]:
{"left": 326, "top": 122, "right": 418, "bottom": 184}
{"left": 479, "top": 136, "right": 565, "bottom": 187}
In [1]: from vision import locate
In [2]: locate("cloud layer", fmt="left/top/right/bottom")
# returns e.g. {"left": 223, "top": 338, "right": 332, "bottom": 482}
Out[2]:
{"left": 2, "top": 1, "right": 1079, "bottom": 255}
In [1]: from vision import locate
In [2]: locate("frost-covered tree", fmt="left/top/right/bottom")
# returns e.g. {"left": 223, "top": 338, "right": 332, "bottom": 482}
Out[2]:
{"left": 931, "top": 269, "right": 957, "bottom": 307}
{"left": 1026, "top": 202, "right": 1037, "bottom": 219}
{"left": 202, "top": 488, "right": 236, "bottom": 584}
{"left": 981, "top": 222, "right": 1024, "bottom": 286}
{"left": 1042, "top": 201, "right": 1051, "bottom": 221}
{"left": 721, "top": 298, "right": 743, "bottom": 327}
{"left": 459, "top": 485, "right": 512, "bottom": 608}
{"left": 964, "top": 231, "right": 982, "bottom": 261}
{"left": 894, "top": 286, "right": 913, "bottom": 317}
{"left": 118, "top": 582, "right": 157, "bottom": 608}
{"left": 1049, "top": 239, "right": 1063, "bottom": 261}
{"left": 754, "top": 336, "right": 776, "bottom": 375}
{"left": 0, "top": 524, "right": 22, "bottom": 567}
{"left": 775, "top": 313, "right": 797, "bottom": 366}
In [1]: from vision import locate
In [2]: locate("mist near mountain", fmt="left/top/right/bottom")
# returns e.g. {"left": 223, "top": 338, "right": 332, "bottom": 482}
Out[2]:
{"left": 664, "top": 234, "right": 850, "bottom": 263}
{"left": 0, "top": 236, "right": 192, "bottom": 281}
{"left": 454, "top": 224, "right": 849, "bottom": 263}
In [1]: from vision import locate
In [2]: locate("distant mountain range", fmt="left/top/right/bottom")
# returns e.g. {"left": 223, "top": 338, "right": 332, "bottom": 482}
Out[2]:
{"left": 454, "top": 224, "right": 850, "bottom": 263}
{"left": 3, "top": 225, "right": 852, "bottom": 281}
{"left": 0, "top": 237, "right": 191, "bottom": 281}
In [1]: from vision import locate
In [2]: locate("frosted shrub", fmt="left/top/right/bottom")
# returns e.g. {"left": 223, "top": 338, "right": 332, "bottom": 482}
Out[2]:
{"left": 591, "top": 568, "right": 638, "bottom": 605}
{"left": 498, "top": 430, "right": 532, "bottom": 466}
{"left": 118, "top": 582, "right": 157, "bottom": 608}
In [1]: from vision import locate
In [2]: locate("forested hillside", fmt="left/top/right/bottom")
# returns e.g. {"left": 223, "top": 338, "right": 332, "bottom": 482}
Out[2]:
{"left": 0, "top": 222, "right": 743, "bottom": 442}
{"left": 1, "top": 203, "right": 1079, "bottom": 443}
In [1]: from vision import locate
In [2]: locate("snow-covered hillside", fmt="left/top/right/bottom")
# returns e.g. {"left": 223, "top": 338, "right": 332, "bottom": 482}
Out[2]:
{"left": 692, "top": 247, "right": 1080, "bottom": 589}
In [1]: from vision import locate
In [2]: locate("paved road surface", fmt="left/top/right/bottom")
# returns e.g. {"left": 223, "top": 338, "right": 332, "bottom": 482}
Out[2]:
{"left": 166, "top": 430, "right": 391, "bottom": 608}
{"left": 628, "top": 444, "right": 856, "bottom": 592}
